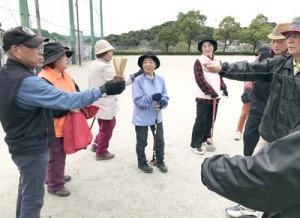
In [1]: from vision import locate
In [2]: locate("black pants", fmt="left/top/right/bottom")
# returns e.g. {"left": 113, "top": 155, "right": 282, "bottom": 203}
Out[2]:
{"left": 243, "top": 99, "right": 266, "bottom": 156}
{"left": 190, "top": 101, "right": 218, "bottom": 148}
{"left": 135, "top": 123, "right": 165, "bottom": 165}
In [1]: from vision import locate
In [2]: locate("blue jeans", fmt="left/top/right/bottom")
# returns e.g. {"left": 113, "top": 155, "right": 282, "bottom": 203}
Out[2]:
{"left": 135, "top": 122, "right": 165, "bottom": 165}
{"left": 12, "top": 149, "right": 50, "bottom": 218}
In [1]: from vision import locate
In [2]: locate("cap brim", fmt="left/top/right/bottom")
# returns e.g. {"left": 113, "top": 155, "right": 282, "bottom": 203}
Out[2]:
{"left": 66, "top": 50, "right": 73, "bottom": 58}
{"left": 267, "top": 33, "right": 286, "bottom": 40}
{"left": 23, "top": 36, "right": 49, "bottom": 46}
{"left": 281, "top": 30, "right": 300, "bottom": 36}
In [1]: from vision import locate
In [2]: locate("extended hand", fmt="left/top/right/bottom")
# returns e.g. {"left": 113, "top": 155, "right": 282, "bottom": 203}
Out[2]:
{"left": 202, "top": 62, "right": 222, "bottom": 73}
{"left": 100, "top": 80, "right": 125, "bottom": 95}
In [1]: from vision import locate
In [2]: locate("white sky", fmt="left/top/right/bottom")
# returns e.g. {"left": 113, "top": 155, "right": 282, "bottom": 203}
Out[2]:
{"left": 0, "top": 0, "right": 299, "bottom": 37}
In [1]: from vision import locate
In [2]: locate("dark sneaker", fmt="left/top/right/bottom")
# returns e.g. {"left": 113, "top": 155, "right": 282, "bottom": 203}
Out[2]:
{"left": 96, "top": 151, "right": 115, "bottom": 160}
{"left": 47, "top": 187, "right": 71, "bottom": 197}
{"left": 138, "top": 163, "right": 153, "bottom": 173}
{"left": 156, "top": 162, "right": 168, "bottom": 173}
{"left": 64, "top": 175, "right": 71, "bottom": 182}
{"left": 90, "top": 143, "right": 97, "bottom": 152}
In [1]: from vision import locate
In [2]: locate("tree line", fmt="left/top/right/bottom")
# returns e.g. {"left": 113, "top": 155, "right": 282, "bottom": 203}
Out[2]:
{"left": 35, "top": 10, "right": 275, "bottom": 55}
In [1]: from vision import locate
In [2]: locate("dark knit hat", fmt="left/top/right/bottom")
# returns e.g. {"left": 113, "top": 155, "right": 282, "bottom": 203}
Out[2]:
{"left": 43, "top": 42, "right": 73, "bottom": 67}
{"left": 2, "top": 26, "right": 49, "bottom": 51}
{"left": 137, "top": 51, "right": 160, "bottom": 69}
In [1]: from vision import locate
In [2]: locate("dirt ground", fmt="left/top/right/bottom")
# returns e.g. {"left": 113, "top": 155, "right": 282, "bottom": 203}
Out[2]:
{"left": 0, "top": 55, "right": 263, "bottom": 218}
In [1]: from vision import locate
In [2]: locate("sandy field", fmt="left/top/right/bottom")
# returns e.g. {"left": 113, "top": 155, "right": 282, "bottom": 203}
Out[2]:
{"left": 0, "top": 55, "right": 262, "bottom": 218}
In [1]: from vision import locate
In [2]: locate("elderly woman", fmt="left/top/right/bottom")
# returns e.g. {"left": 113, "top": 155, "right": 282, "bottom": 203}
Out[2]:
{"left": 132, "top": 51, "right": 169, "bottom": 173}
{"left": 38, "top": 42, "right": 76, "bottom": 197}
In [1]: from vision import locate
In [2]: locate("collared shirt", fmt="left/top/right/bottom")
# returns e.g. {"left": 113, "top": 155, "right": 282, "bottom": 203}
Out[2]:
{"left": 293, "top": 58, "right": 300, "bottom": 76}
{"left": 16, "top": 76, "right": 101, "bottom": 110}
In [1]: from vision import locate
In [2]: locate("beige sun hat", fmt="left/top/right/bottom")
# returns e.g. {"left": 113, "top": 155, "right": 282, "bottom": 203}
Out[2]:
{"left": 267, "top": 22, "right": 290, "bottom": 40}
{"left": 95, "top": 39, "right": 115, "bottom": 55}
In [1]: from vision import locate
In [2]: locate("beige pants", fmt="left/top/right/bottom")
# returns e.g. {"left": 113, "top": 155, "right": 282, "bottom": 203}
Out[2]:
{"left": 252, "top": 137, "right": 269, "bottom": 156}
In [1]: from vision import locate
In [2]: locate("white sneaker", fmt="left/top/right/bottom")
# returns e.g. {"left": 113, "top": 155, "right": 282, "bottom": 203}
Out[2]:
{"left": 234, "top": 131, "right": 242, "bottom": 141}
{"left": 190, "top": 147, "right": 204, "bottom": 155}
{"left": 225, "top": 205, "right": 259, "bottom": 217}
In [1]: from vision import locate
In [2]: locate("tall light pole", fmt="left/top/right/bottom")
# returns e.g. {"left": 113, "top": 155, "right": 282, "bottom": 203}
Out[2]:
{"left": 90, "top": 0, "right": 95, "bottom": 60}
{"left": 99, "top": 0, "right": 103, "bottom": 38}
{"left": 75, "top": 0, "right": 81, "bottom": 66}
{"left": 19, "top": 0, "right": 30, "bottom": 27}
{"left": 35, "top": 0, "right": 42, "bottom": 36}
{"left": 68, "top": 0, "right": 77, "bottom": 64}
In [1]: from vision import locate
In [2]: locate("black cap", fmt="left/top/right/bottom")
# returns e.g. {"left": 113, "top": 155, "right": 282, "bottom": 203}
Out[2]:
{"left": 43, "top": 42, "right": 73, "bottom": 66}
{"left": 2, "top": 26, "right": 49, "bottom": 51}
{"left": 137, "top": 51, "right": 160, "bottom": 69}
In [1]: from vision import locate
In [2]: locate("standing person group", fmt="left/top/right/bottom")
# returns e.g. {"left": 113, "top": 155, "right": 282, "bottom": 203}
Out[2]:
{"left": 233, "top": 46, "right": 270, "bottom": 141}
{"left": 242, "top": 22, "right": 290, "bottom": 157}
{"left": 0, "top": 26, "right": 125, "bottom": 218}
{"left": 226, "top": 21, "right": 290, "bottom": 218}
{"left": 131, "top": 51, "right": 169, "bottom": 173}
{"left": 202, "top": 16, "right": 300, "bottom": 218}
{"left": 190, "top": 37, "right": 228, "bottom": 155}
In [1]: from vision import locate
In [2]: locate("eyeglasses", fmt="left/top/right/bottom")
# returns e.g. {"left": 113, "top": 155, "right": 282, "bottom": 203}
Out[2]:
{"left": 286, "top": 33, "right": 300, "bottom": 40}
{"left": 18, "top": 44, "right": 44, "bottom": 51}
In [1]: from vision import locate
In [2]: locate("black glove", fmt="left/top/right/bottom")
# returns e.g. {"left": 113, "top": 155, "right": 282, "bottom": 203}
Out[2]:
{"left": 100, "top": 80, "right": 125, "bottom": 96}
{"left": 210, "top": 90, "right": 219, "bottom": 99}
{"left": 126, "top": 69, "right": 144, "bottom": 85}
{"left": 133, "top": 69, "right": 144, "bottom": 78}
{"left": 241, "top": 89, "right": 251, "bottom": 103}
{"left": 159, "top": 100, "right": 167, "bottom": 109}
{"left": 222, "top": 88, "right": 228, "bottom": 97}
{"left": 152, "top": 93, "right": 162, "bottom": 102}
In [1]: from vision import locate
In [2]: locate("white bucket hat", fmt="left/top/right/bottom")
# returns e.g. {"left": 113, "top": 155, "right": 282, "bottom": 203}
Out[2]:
{"left": 95, "top": 40, "right": 115, "bottom": 55}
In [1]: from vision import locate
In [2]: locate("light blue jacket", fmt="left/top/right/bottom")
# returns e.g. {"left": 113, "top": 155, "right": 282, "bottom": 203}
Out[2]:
{"left": 132, "top": 73, "right": 169, "bottom": 126}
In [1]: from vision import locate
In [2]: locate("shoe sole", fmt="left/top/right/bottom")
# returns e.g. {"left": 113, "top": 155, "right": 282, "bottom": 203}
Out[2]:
{"left": 157, "top": 167, "right": 168, "bottom": 173}
{"left": 47, "top": 189, "right": 71, "bottom": 197}
{"left": 138, "top": 167, "right": 153, "bottom": 173}
{"left": 190, "top": 147, "right": 204, "bottom": 155}
{"left": 96, "top": 156, "right": 115, "bottom": 161}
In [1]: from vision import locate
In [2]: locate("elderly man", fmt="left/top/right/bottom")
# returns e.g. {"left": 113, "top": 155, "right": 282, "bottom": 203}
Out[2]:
{"left": 0, "top": 26, "right": 125, "bottom": 218}
{"left": 226, "top": 22, "right": 290, "bottom": 218}
{"left": 201, "top": 16, "right": 300, "bottom": 218}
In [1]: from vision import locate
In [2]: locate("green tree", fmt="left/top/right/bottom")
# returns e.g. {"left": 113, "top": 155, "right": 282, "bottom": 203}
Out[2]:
{"left": 173, "top": 10, "right": 206, "bottom": 53}
{"left": 214, "top": 16, "right": 242, "bottom": 52}
{"left": 157, "top": 27, "right": 178, "bottom": 53}
{"left": 240, "top": 14, "right": 273, "bottom": 53}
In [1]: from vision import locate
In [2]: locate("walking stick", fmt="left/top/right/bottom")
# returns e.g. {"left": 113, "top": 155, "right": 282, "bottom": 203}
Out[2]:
{"left": 90, "top": 117, "right": 96, "bottom": 130}
{"left": 150, "top": 109, "right": 159, "bottom": 166}
{"left": 211, "top": 98, "right": 217, "bottom": 145}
